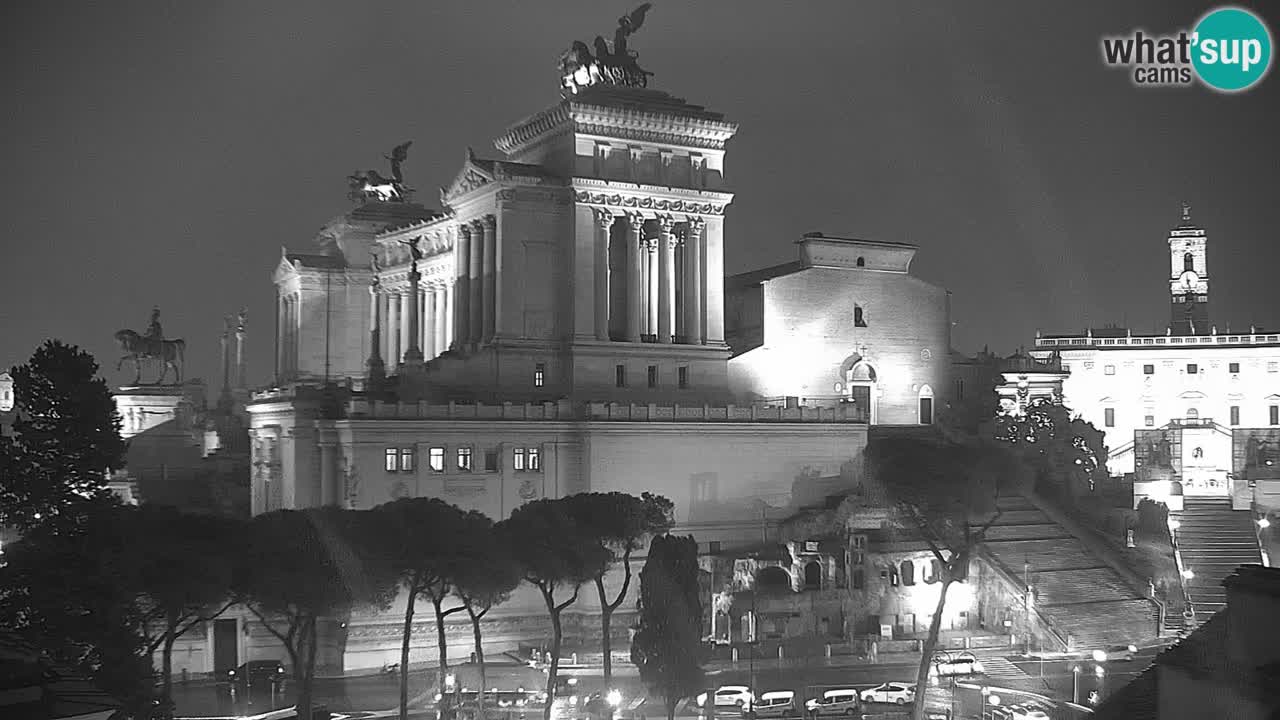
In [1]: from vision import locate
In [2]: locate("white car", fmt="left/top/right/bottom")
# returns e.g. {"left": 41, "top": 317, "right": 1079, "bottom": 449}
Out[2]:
{"left": 803, "top": 688, "right": 860, "bottom": 716}
{"left": 696, "top": 686, "right": 755, "bottom": 709}
{"left": 859, "top": 682, "right": 915, "bottom": 705}
{"left": 1092, "top": 644, "right": 1138, "bottom": 663}
{"left": 1007, "top": 703, "right": 1051, "bottom": 720}
{"left": 929, "top": 652, "right": 985, "bottom": 677}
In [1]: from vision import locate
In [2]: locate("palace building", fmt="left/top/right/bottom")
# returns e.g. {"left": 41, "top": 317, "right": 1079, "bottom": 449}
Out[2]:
{"left": 1027, "top": 206, "right": 1280, "bottom": 514}
{"left": 215, "top": 15, "right": 956, "bottom": 675}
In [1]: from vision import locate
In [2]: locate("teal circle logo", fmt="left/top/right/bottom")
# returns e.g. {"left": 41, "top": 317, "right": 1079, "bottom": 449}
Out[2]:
{"left": 1192, "top": 7, "right": 1272, "bottom": 92}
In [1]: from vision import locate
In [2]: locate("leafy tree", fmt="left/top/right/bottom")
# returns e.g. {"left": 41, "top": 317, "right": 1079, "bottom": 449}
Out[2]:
{"left": 0, "top": 340, "right": 126, "bottom": 530}
{"left": 375, "top": 498, "right": 478, "bottom": 720}
{"left": 993, "top": 398, "right": 1107, "bottom": 500}
{"left": 499, "top": 498, "right": 610, "bottom": 720}
{"left": 0, "top": 499, "right": 159, "bottom": 717}
{"left": 630, "top": 534, "right": 704, "bottom": 720}
{"left": 565, "top": 492, "right": 674, "bottom": 685}
{"left": 236, "top": 508, "right": 396, "bottom": 720}
{"left": 452, "top": 512, "right": 521, "bottom": 718}
{"left": 864, "top": 432, "right": 1020, "bottom": 720}
{"left": 111, "top": 505, "right": 242, "bottom": 715}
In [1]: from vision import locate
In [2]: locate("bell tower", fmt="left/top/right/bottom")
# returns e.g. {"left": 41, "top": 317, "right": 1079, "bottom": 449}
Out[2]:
{"left": 1169, "top": 202, "right": 1209, "bottom": 335}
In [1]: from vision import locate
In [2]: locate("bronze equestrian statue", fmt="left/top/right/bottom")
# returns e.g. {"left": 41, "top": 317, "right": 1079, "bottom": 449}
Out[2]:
{"left": 115, "top": 307, "right": 186, "bottom": 385}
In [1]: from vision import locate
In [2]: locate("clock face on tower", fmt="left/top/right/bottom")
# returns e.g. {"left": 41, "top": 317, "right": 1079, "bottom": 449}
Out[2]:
{"left": 1180, "top": 269, "right": 1199, "bottom": 289}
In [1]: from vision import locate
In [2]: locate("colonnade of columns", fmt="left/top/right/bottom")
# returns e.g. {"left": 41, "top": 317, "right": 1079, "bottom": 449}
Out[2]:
{"left": 373, "top": 282, "right": 454, "bottom": 365}
{"left": 594, "top": 210, "right": 708, "bottom": 345}
{"left": 276, "top": 291, "right": 300, "bottom": 376}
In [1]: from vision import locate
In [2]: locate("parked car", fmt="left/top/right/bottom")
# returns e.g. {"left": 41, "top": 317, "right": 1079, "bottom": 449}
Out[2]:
{"left": 1006, "top": 703, "right": 1051, "bottom": 720}
{"left": 225, "top": 660, "right": 286, "bottom": 686}
{"left": 696, "top": 686, "right": 755, "bottom": 709}
{"left": 859, "top": 682, "right": 915, "bottom": 705}
{"left": 930, "top": 652, "right": 985, "bottom": 678}
{"left": 744, "top": 690, "right": 796, "bottom": 718}
{"left": 804, "top": 688, "right": 860, "bottom": 717}
{"left": 1092, "top": 644, "right": 1138, "bottom": 663}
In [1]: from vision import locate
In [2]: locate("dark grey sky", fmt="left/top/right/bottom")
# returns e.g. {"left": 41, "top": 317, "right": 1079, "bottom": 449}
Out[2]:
{"left": 3, "top": 1, "right": 1278, "bottom": 389}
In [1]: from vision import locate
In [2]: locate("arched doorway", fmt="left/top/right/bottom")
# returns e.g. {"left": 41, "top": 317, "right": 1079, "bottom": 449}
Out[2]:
{"left": 918, "top": 384, "right": 935, "bottom": 425}
{"left": 841, "top": 358, "right": 878, "bottom": 423}
{"left": 756, "top": 566, "right": 791, "bottom": 591}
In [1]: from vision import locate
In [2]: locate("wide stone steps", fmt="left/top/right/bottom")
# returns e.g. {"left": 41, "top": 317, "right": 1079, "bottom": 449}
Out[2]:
{"left": 1037, "top": 599, "right": 1154, "bottom": 647}
{"left": 1174, "top": 499, "right": 1263, "bottom": 625}
{"left": 984, "top": 524, "right": 1072, "bottom": 541}
{"left": 986, "top": 538, "right": 1106, "bottom": 572}
{"left": 1031, "top": 568, "right": 1143, "bottom": 606}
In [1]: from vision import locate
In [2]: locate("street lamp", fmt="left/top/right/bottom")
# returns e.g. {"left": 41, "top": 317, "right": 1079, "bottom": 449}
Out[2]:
{"left": 1072, "top": 666, "right": 1081, "bottom": 705}
{"left": 980, "top": 687, "right": 990, "bottom": 718}
{"left": 1260, "top": 517, "right": 1272, "bottom": 530}
{"left": 1182, "top": 568, "right": 1195, "bottom": 580}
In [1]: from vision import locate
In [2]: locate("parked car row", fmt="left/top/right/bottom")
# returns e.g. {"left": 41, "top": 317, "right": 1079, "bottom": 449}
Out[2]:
{"left": 985, "top": 698, "right": 1053, "bottom": 720}
{"left": 694, "top": 681, "right": 919, "bottom": 717}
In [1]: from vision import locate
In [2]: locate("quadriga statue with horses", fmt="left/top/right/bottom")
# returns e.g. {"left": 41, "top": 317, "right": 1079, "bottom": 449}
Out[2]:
{"left": 115, "top": 307, "right": 186, "bottom": 385}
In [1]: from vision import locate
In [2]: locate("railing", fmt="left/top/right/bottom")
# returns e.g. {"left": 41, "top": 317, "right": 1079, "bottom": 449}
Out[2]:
{"left": 977, "top": 547, "right": 1070, "bottom": 652}
{"left": 342, "top": 398, "right": 870, "bottom": 423}
{"left": 1037, "top": 331, "right": 1280, "bottom": 348}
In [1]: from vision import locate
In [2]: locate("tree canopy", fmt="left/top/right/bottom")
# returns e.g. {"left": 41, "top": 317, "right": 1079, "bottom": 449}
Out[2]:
{"left": 992, "top": 398, "right": 1107, "bottom": 497}
{"left": 631, "top": 534, "right": 704, "bottom": 720}
{"left": 0, "top": 341, "right": 126, "bottom": 530}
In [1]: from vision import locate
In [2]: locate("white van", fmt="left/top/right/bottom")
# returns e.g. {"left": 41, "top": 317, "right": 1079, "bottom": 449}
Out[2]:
{"left": 804, "top": 688, "right": 860, "bottom": 717}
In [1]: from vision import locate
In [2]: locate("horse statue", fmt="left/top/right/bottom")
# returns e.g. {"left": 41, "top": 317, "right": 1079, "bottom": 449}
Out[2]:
{"left": 114, "top": 329, "right": 186, "bottom": 385}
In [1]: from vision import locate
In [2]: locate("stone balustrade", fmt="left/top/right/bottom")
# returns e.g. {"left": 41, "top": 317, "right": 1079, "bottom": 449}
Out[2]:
{"left": 1037, "top": 331, "right": 1280, "bottom": 348}
{"left": 341, "top": 398, "right": 869, "bottom": 423}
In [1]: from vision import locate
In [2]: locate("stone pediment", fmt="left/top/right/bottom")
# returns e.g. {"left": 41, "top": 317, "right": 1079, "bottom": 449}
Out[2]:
{"left": 441, "top": 149, "right": 496, "bottom": 203}
{"left": 272, "top": 249, "right": 300, "bottom": 283}
{"left": 1179, "top": 391, "right": 1208, "bottom": 399}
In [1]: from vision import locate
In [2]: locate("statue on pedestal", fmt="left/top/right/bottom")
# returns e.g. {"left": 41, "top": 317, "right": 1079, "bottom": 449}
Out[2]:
{"left": 349, "top": 141, "right": 414, "bottom": 203}
{"left": 114, "top": 307, "right": 186, "bottom": 385}
{"left": 560, "top": 4, "right": 655, "bottom": 96}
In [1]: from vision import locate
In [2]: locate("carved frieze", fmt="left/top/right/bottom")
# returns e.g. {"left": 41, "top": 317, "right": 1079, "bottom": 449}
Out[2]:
{"left": 574, "top": 190, "right": 724, "bottom": 216}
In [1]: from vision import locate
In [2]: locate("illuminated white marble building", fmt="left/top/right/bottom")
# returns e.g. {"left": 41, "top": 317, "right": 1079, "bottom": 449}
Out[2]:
{"left": 1029, "top": 208, "right": 1280, "bottom": 511}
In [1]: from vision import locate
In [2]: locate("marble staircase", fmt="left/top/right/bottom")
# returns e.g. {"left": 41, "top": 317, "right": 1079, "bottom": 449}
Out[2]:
{"left": 1174, "top": 497, "right": 1263, "bottom": 624}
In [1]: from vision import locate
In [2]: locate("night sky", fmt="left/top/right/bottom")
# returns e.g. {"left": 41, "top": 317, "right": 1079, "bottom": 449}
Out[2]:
{"left": 3, "top": 1, "right": 1278, "bottom": 390}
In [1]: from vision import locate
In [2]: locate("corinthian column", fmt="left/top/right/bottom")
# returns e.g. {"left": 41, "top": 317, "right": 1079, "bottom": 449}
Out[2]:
{"left": 658, "top": 216, "right": 676, "bottom": 344}
{"left": 438, "top": 285, "right": 450, "bottom": 354}
{"left": 423, "top": 284, "right": 436, "bottom": 359}
{"left": 387, "top": 290, "right": 401, "bottom": 365}
{"left": 481, "top": 214, "right": 497, "bottom": 342}
{"left": 684, "top": 217, "right": 705, "bottom": 345}
{"left": 626, "top": 214, "right": 643, "bottom": 343}
{"left": 469, "top": 219, "right": 484, "bottom": 345}
{"left": 454, "top": 225, "right": 471, "bottom": 351}
{"left": 594, "top": 209, "right": 613, "bottom": 341}
{"left": 403, "top": 257, "right": 423, "bottom": 364}
{"left": 646, "top": 238, "right": 659, "bottom": 339}
{"left": 400, "top": 287, "right": 416, "bottom": 363}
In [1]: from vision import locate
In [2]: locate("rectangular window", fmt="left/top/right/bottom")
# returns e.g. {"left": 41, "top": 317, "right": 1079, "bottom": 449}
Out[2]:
{"left": 615, "top": 364, "right": 626, "bottom": 387}
{"left": 385, "top": 448, "right": 398, "bottom": 472}
{"left": 678, "top": 366, "right": 689, "bottom": 389}
{"left": 513, "top": 447, "right": 526, "bottom": 471}
{"left": 708, "top": 541, "right": 722, "bottom": 555}
{"left": 954, "top": 378, "right": 964, "bottom": 400}
{"left": 1143, "top": 364, "right": 1155, "bottom": 375}
{"left": 1230, "top": 406, "right": 1240, "bottom": 426}
{"left": 484, "top": 450, "right": 499, "bottom": 472}
{"left": 457, "top": 447, "right": 473, "bottom": 472}
{"left": 1104, "top": 408, "right": 1115, "bottom": 427}
{"left": 1271, "top": 362, "right": 1279, "bottom": 373}
{"left": 1229, "top": 362, "right": 1240, "bottom": 373}
{"left": 1104, "top": 365, "right": 1116, "bottom": 375}
{"left": 1187, "top": 363, "right": 1198, "bottom": 375}
{"left": 919, "top": 397, "right": 934, "bottom": 425}
{"left": 1144, "top": 415, "right": 1154, "bottom": 427}
{"left": 534, "top": 363, "right": 545, "bottom": 387}
{"left": 1271, "top": 406, "right": 1279, "bottom": 427}
{"left": 528, "top": 447, "right": 541, "bottom": 471}
{"left": 647, "top": 365, "right": 658, "bottom": 388}
{"left": 399, "top": 448, "right": 415, "bottom": 472}
{"left": 429, "top": 447, "right": 445, "bottom": 473}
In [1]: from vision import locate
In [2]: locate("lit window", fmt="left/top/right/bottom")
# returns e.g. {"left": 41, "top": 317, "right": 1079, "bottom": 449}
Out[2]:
{"left": 647, "top": 365, "right": 658, "bottom": 388}
{"left": 1143, "top": 364, "right": 1154, "bottom": 375}
{"left": 1229, "top": 362, "right": 1240, "bottom": 373}
{"left": 385, "top": 448, "right": 398, "bottom": 472}
{"left": 1271, "top": 406, "right": 1278, "bottom": 427}
{"left": 1105, "top": 408, "right": 1115, "bottom": 427}
{"left": 615, "top": 364, "right": 626, "bottom": 387}
{"left": 528, "top": 447, "right": 541, "bottom": 471}
{"left": 484, "top": 450, "right": 499, "bottom": 472}
{"left": 457, "top": 447, "right": 473, "bottom": 472}
{"left": 399, "top": 448, "right": 415, "bottom": 472}
{"left": 854, "top": 305, "right": 867, "bottom": 328}
{"left": 513, "top": 447, "right": 526, "bottom": 471}
{"left": 1271, "top": 362, "right": 1279, "bottom": 373}
{"left": 1187, "top": 363, "right": 1198, "bottom": 375}
{"left": 534, "top": 363, "right": 545, "bottom": 388}
{"left": 678, "top": 366, "right": 689, "bottom": 389}
{"left": 1230, "top": 406, "right": 1240, "bottom": 426}
{"left": 429, "top": 447, "right": 445, "bottom": 473}
{"left": 1145, "top": 415, "right": 1155, "bottom": 427}
{"left": 1104, "top": 365, "right": 1115, "bottom": 375}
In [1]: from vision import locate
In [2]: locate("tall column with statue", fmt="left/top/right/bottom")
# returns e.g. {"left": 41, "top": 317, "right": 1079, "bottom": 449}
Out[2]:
{"left": 400, "top": 237, "right": 424, "bottom": 364}
{"left": 367, "top": 252, "right": 386, "bottom": 388}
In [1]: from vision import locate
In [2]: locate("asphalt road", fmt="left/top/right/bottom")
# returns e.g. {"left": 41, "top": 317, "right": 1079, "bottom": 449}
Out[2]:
{"left": 170, "top": 648, "right": 1161, "bottom": 720}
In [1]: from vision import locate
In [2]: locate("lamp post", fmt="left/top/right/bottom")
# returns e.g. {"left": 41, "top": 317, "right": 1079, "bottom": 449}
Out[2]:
{"left": 1071, "top": 666, "right": 1080, "bottom": 705}
{"left": 980, "top": 686, "right": 990, "bottom": 719}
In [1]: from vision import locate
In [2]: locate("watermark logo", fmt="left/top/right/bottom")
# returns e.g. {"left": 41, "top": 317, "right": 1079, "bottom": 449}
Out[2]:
{"left": 1101, "top": 6, "right": 1272, "bottom": 92}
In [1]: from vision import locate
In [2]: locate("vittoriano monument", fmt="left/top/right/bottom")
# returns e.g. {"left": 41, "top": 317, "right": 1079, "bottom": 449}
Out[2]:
{"left": 559, "top": 3, "right": 654, "bottom": 96}
{"left": 114, "top": 306, "right": 186, "bottom": 385}
{"left": 348, "top": 141, "right": 413, "bottom": 203}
